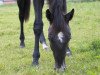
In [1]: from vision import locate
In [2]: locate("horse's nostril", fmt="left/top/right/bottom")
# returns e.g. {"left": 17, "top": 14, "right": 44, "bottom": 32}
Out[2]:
{"left": 54, "top": 68, "right": 65, "bottom": 72}
{"left": 54, "top": 63, "right": 66, "bottom": 72}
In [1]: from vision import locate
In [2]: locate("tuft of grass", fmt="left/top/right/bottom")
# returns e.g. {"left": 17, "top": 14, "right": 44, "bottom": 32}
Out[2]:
{"left": 90, "top": 39, "right": 100, "bottom": 50}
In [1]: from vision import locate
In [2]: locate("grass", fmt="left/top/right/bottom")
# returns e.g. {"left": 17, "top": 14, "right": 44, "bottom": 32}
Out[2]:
{"left": 0, "top": 1, "right": 100, "bottom": 75}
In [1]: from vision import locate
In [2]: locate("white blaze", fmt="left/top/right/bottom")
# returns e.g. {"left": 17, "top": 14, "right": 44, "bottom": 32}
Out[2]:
{"left": 58, "top": 32, "right": 64, "bottom": 43}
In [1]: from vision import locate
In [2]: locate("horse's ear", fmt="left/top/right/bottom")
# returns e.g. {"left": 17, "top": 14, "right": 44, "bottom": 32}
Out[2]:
{"left": 65, "top": 9, "right": 74, "bottom": 21}
{"left": 46, "top": 9, "right": 53, "bottom": 22}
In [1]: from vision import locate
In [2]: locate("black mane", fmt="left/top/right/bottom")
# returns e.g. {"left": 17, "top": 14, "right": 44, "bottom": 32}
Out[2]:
{"left": 47, "top": 0, "right": 67, "bottom": 13}
{"left": 47, "top": 0, "right": 67, "bottom": 32}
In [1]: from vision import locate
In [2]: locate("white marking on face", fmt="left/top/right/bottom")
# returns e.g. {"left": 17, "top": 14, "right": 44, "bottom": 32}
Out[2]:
{"left": 58, "top": 32, "right": 64, "bottom": 43}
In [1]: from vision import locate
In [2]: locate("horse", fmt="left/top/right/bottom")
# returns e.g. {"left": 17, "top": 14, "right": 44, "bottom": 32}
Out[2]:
{"left": 17, "top": 0, "right": 74, "bottom": 71}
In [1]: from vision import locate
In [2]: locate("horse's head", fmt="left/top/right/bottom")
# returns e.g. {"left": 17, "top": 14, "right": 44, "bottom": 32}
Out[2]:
{"left": 46, "top": 9, "right": 74, "bottom": 71}
{"left": 46, "top": 8, "right": 74, "bottom": 26}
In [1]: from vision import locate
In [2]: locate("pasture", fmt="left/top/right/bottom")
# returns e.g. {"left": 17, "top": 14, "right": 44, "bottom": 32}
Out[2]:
{"left": 0, "top": 1, "right": 100, "bottom": 75}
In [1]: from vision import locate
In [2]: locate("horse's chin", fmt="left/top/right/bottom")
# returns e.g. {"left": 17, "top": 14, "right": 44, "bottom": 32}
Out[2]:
{"left": 54, "top": 66, "right": 66, "bottom": 72}
{"left": 54, "top": 62, "right": 66, "bottom": 72}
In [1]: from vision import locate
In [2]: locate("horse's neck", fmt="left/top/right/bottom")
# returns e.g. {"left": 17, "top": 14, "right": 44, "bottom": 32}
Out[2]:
{"left": 48, "top": 0, "right": 67, "bottom": 14}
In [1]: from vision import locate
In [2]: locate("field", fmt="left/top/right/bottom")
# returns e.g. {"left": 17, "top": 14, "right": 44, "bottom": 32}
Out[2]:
{"left": 0, "top": 1, "right": 100, "bottom": 75}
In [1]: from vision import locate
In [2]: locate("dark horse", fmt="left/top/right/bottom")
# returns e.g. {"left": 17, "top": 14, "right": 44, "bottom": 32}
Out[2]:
{"left": 17, "top": 0, "right": 74, "bottom": 71}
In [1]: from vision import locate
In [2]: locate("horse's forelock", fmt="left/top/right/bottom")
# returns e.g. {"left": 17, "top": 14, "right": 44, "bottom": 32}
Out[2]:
{"left": 47, "top": 0, "right": 67, "bottom": 32}
{"left": 48, "top": 0, "right": 66, "bottom": 13}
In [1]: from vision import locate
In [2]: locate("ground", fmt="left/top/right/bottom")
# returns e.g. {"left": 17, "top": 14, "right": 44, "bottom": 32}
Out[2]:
{"left": 0, "top": 1, "right": 100, "bottom": 75}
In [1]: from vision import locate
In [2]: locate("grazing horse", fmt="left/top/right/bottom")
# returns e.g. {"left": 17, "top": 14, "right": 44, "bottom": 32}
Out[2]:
{"left": 46, "top": 0, "right": 74, "bottom": 70}
{"left": 17, "top": 0, "right": 74, "bottom": 71}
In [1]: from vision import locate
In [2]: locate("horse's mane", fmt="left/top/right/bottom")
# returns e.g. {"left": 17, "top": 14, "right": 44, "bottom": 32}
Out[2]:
{"left": 47, "top": 0, "right": 67, "bottom": 32}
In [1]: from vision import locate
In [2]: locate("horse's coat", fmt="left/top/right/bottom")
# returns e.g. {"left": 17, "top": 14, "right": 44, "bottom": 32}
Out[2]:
{"left": 17, "top": 0, "right": 74, "bottom": 71}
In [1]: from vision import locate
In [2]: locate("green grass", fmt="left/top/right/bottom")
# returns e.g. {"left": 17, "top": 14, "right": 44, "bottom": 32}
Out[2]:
{"left": 0, "top": 2, "right": 100, "bottom": 75}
